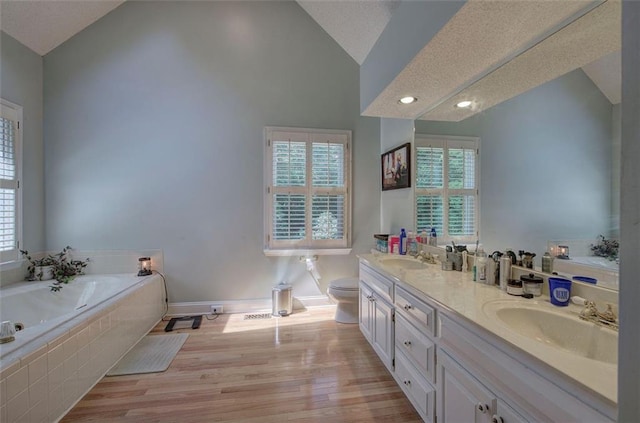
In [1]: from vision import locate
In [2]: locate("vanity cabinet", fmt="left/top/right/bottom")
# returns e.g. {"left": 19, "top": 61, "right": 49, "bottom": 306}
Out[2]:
{"left": 438, "top": 349, "right": 527, "bottom": 423}
{"left": 394, "top": 285, "right": 437, "bottom": 423}
{"left": 359, "top": 263, "right": 395, "bottom": 373}
{"left": 439, "top": 313, "right": 614, "bottom": 423}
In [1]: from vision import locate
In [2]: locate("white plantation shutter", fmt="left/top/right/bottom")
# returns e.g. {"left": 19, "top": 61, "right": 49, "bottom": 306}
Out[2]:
{"left": 265, "top": 127, "right": 351, "bottom": 250}
{"left": 415, "top": 136, "right": 478, "bottom": 243}
{"left": 0, "top": 100, "right": 22, "bottom": 263}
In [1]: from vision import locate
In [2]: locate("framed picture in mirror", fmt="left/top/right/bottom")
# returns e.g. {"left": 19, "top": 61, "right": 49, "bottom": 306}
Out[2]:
{"left": 381, "top": 142, "right": 411, "bottom": 191}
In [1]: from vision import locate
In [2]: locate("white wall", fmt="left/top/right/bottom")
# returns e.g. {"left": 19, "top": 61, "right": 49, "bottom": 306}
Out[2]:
{"left": 42, "top": 1, "right": 381, "bottom": 302}
{"left": 415, "top": 69, "right": 613, "bottom": 257}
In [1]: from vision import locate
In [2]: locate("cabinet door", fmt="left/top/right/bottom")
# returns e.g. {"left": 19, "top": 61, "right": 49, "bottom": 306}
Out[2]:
{"left": 359, "top": 282, "right": 373, "bottom": 342}
{"left": 492, "top": 400, "right": 528, "bottom": 423}
{"left": 372, "top": 295, "right": 394, "bottom": 372}
{"left": 439, "top": 350, "right": 496, "bottom": 423}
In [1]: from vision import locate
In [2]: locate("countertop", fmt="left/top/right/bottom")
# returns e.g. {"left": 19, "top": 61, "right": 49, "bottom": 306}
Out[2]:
{"left": 358, "top": 253, "right": 617, "bottom": 406}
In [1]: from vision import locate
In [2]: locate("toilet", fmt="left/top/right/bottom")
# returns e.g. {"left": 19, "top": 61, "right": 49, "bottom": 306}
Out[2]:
{"left": 327, "top": 277, "right": 360, "bottom": 323}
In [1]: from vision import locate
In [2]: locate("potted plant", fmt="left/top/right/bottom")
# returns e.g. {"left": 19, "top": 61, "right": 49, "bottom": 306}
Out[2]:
{"left": 20, "top": 246, "right": 90, "bottom": 291}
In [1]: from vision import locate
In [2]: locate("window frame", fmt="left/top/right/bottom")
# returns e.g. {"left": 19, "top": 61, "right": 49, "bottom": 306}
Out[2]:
{"left": 0, "top": 98, "right": 23, "bottom": 265}
{"left": 414, "top": 134, "right": 480, "bottom": 245}
{"left": 263, "top": 126, "right": 352, "bottom": 256}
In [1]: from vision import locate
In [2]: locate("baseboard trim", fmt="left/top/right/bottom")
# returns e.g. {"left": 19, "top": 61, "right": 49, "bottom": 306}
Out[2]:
{"left": 167, "top": 295, "right": 333, "bottom": 316}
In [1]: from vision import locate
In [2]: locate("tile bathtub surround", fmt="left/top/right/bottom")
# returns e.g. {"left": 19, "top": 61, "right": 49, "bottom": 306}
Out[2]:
{"left": 0, "top": 275, "right": 165, "bottom": 423}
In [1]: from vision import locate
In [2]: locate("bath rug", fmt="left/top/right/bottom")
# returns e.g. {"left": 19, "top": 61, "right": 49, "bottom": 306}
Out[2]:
{"left": 106, "top": 333, "right": 188, "bottom": 376}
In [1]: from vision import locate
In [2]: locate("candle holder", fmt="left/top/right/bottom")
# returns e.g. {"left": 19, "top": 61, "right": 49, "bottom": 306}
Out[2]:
{"left": 556, "top": 245, "right": 570, "bottom": 260}
{"left": 138, "top": 257, "right": 152, "bottom": 276}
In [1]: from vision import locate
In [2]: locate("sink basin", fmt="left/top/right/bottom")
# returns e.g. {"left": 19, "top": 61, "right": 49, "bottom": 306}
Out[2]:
{"left": 378, "top": 257, "right": 429, "bottom": 270}
{"left": 483, "top": 300, "right": 618, "bottom": 364}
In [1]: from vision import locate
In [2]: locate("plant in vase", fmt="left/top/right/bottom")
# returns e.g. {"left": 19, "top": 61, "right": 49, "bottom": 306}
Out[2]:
{"left": 20, "top": 246, "right": 90, "bottom": 291}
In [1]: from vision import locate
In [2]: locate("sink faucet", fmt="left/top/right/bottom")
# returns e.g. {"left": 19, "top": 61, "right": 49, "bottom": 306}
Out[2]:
{"left": 417, "top": 251, "right": 437, "bottom": 264}
{"left": 577, "top": 300, "right": 618, "bottom": 330}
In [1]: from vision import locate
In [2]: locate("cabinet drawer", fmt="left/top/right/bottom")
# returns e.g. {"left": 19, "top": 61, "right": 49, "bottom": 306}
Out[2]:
{"left": 395, "top": 285, "right": 436, "bottom": 336}
{"left": 359, "top": 263, "right": 394, "bottom": 303}
{"left": 396, "top": 313, "right": 436, "bottom": 383}
{"left": 395, "top": 350, "right": 436, "bottom": 423}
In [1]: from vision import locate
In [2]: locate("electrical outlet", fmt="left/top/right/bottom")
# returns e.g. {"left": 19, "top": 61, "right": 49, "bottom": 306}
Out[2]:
{"left": 210, "top": 305, "right": 223, "bottom": 314}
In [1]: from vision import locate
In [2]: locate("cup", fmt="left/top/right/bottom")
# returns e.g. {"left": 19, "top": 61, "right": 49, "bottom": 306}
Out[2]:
{"left": 548, "top": 277, "right": 572, "bottom": 306}
{"left": 0, "top": 321, "right": 16, "bottom": 339}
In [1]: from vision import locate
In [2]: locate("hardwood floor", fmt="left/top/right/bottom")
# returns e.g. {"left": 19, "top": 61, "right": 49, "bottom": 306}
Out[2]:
{"left": 62, "top": 307, "right": 422, "bottom": 422}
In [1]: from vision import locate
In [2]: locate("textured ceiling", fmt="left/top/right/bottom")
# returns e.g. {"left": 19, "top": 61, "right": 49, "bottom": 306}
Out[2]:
{"left": 362, "top": 0, "right": 608, "bottom": 120}
{"left": 0, "top": 0, "right": 125, "bottom": 56}
{"left": 297, "top": 0, "right": 399, "bottom": 65}
{"left": 420, "top": 0, "right": 620, "bottom": 121}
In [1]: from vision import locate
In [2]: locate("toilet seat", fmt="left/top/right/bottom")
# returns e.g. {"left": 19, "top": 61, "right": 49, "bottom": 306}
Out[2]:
{"left": 328, "top": 278, "right": 359, "bottom": 291}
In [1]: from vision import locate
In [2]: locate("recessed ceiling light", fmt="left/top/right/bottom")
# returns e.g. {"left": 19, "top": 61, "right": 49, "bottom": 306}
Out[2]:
{"left": 399, "top": 96, "right": 418, "bottom": 104}
{"left": 455, "top": 100, "right": 473, "bottom": 108}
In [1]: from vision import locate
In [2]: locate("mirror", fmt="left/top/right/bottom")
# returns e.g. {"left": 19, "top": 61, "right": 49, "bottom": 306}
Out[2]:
{"left": 414, "top": 1, "right": 620, "bottom": 289}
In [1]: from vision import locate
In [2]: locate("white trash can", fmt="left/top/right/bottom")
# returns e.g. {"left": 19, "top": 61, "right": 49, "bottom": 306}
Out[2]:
{"left": 272, "top": 283, "right": 293, "bottom": 317}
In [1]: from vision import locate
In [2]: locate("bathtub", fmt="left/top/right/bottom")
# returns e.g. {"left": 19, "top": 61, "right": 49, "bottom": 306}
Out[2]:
{"left": 0, "top": 273, "right": 165, "bottom": 422}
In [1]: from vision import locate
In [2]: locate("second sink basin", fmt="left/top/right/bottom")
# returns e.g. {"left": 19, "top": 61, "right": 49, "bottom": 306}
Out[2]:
{"left": 378, "top": 257, "right": 429, "bottom": 270}
{"left": 482, "top": 300, "right": 618, "bottom": 364}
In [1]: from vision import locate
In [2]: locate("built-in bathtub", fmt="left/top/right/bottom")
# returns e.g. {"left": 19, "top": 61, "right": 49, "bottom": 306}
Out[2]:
{"left": 0, "top": 273, "right": 165, "bottom": 423}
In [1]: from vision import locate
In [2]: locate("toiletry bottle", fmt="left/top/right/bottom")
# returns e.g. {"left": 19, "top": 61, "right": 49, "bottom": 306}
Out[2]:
{"left": 430, "top": 227, "right": 437, "bottom": 246}
{"left": 476, "top": 246, "right": 487, "bottom": 282}
{"left": 541, "top": 251, "right": 554, "bottom": 273}
{"left": 420, "top": 229, "right": 428, "bottom": 244}
{"left": 499, "top": 250, "right": 512, "bottom": 291}
{"left": 399, "top": 228, "right": 407, "bottom": 255}
{"left": 407, "top": 231, "right": 417, "bottom": 255}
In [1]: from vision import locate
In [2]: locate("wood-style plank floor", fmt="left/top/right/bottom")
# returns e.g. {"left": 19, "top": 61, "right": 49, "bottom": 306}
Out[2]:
{"left": 62, "top": 307, "right": 422, "bottom": 422}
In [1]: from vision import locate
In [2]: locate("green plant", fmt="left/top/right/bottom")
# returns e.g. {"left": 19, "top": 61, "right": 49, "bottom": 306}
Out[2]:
{"left": 590, "top": 235, "right": 619, "bottom": 261}
{"left": 20, "top": 246, "right": 90, "bottom": 291}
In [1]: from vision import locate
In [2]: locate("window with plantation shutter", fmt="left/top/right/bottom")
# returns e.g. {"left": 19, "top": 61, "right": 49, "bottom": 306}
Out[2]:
{"left": 415, "top": 135, "right": 479, "bottom": 244}
{"left": 0, "top": 100, "right": 22, "bottom": 264}
{"left": 265, "top": 127, "right": 351, "bottom": 253}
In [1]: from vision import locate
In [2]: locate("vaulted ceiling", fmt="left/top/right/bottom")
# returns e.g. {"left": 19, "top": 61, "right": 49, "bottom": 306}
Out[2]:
{"left": 0, "top": 0, "right": 620, "bottom": 117}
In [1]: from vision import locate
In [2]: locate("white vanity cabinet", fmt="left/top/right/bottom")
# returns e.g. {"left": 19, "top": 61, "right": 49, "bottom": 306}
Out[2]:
{"left": 438, "top": 313, "right": 614, "bottom": 423}
{"left": 359, "top": 263, "right": 395, "bottom": 373}
{"left": 438, "top": 349, "right": 527, "bottom": 423}
{"left": 394, "top": 284, "right": 437, "bottom": 423}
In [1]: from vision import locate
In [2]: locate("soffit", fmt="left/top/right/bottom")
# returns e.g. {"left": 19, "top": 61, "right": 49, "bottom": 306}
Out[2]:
{"left": 361, "top": 0, "right": 609, "bottom": 120}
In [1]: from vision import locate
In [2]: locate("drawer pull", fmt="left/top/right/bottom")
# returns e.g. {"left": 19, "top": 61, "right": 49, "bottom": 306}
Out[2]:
{"left": 477, "top": 403, "right": 490, "bottom": 413}
{"left": 492, "top": 415, "right": 504, "bottom": 423}
{"left": 403, "top": 379, "right": 411, "bottom": 386}
{"left": 403, "top": 340, "right": 412, "bottom": 347}
{"left": 403, "top": 304, "right": 413, "bottom": 311}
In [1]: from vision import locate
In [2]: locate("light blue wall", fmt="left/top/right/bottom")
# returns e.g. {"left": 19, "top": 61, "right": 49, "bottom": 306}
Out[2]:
{"left": 415, "top": 69, "right": 613, "bottom": 256}
{"left": 380, "top": 118, "right": 414, "bottom": 235}
{"left": 0, "top": 32, "right": 45, "bottom": 253}
{"left": 43, "top": 1, "right": 380, "bottom": 302}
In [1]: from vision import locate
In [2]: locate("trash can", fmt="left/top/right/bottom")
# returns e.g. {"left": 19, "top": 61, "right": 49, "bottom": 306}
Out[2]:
{"left": 272, "top": 283, "right": 293, "bottom": 317}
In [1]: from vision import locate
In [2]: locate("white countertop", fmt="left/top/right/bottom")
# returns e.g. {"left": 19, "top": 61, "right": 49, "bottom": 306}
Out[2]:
{"left": 358, "top": 253, "right": 617, "bottom": 406}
